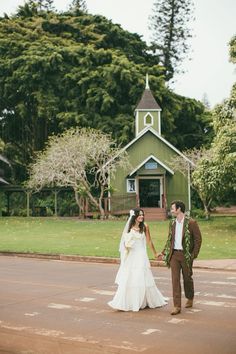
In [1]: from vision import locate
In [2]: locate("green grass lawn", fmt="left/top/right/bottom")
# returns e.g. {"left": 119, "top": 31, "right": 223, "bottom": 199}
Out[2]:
{"left": 0, "top": 217, "right": 235, "bottom": 260}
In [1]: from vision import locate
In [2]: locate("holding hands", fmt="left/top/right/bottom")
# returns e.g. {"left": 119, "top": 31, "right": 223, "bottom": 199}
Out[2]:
{"left": 156, "top": 252, "right": 164, "bottom": 261}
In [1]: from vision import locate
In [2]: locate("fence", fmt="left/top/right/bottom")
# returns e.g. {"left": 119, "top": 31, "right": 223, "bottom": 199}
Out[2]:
{"left": 84, "top": 195, "right": 138, "bottom": 218}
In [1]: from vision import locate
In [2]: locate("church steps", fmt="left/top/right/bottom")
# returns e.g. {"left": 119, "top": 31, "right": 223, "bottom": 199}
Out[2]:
{"left": 142, "top": 208, "right": 167, "bottom": 221}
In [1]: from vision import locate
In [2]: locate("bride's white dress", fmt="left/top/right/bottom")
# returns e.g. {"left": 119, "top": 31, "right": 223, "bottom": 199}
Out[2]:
{"left": 108, "top": 229, "right": 167, "bottom": 312}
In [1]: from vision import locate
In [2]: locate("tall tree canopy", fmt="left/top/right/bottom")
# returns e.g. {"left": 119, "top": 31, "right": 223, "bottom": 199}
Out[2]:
{"left": 149, "top": 0, "right": 194, "bottom": 81}
{"left": 168, "top": 35, "right": 236, "bottom": 215}
{"left": 0, "top": 0, "right": 209, "bottom": 183}
{"left": 69, "top": 0, "right": 87, "bottom": 13}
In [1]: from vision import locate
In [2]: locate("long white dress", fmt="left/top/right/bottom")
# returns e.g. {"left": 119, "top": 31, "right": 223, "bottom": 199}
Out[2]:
{"left": 108, "top": 229, "right": 167, "bottom": 312}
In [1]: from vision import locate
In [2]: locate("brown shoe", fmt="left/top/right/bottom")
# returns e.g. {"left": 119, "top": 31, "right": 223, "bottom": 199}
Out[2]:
{"left": 185, "top": 299, "right": 193, "bottom": 308}
{"left": 171, "top": 307, "right": 181, "bottom": 315}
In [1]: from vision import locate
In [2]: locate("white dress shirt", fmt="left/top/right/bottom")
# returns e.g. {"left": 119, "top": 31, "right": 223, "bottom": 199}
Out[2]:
{"left": 174, "top": 217, "right": 184, "bottom": 250}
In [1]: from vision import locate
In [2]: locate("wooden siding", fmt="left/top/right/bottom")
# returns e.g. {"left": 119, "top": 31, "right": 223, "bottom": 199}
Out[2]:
{"left": 137, "top": 111, "right": 160, "bottom": 135}
{"left": 111, "top": 130, "right": 189, "bottom": 210}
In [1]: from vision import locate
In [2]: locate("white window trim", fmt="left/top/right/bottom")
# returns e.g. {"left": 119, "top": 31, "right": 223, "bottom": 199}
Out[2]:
{"left": 127, "top": 178, "right": 136, "bottom": 193}
{"left": 144, "top": 112, "right": 153, "bottom": 127}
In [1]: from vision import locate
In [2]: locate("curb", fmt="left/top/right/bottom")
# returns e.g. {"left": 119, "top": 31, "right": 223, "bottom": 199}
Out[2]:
{"left": 0, "top": 252, "right": 235, "bottom": 271}
{"left": 0, "top": 251, "right": 164, "bottom": 266}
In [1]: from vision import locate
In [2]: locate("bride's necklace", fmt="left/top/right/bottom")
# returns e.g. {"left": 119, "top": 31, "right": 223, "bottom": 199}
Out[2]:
{"left": 132, "top": 225, "right": 140, "bottom": 231}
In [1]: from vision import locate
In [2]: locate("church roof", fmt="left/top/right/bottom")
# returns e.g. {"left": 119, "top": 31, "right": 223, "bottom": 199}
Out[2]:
{"left": 103, "top": 126, "right": 194, "bottom": 168}
{"left": 135, "top": 89, "right": 161, "bottom": 110}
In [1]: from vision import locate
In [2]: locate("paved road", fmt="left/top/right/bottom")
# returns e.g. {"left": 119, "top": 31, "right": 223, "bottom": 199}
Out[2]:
{"left": 0, "top": 256, "right": 235, "bottom": 354}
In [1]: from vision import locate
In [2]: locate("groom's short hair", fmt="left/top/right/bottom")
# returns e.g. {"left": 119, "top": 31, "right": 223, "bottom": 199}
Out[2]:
{"left": 171, "top": 200, "right": 185, "bottom": 213}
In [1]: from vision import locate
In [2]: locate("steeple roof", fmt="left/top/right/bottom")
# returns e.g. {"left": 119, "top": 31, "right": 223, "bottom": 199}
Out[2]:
{"left": 135, "top": 74, "right": 161, "bottom": 110}
{"left": 135, "top": 89, "right": 161, "bottom": 110}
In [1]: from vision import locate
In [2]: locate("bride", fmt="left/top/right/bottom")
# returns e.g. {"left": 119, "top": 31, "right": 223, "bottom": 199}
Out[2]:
{"left": 108, "top": 208, "right": 167, "bottom": 312}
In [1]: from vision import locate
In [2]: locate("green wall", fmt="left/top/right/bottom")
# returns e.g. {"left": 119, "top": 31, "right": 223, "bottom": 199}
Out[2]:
{"left": 111, "top": 131, "right": 189, "bottom": 211}
{"left": 137, "top": 111, "right": 160, "bottom": 135}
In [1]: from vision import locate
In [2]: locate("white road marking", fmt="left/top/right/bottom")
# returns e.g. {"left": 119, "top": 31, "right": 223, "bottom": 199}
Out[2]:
{"left": 195, "top": 292, "right": 236, "bottom": 299}
{"left": 196, "top": 300, "right": 236, "bottom": 308}
{"left": 76, "top": 297, "right": 95, "bottom": 302}
{"left": 109, "top": 342, "right": 145, "bottom": 352}
{"left": 168, "top": 318, "right": 187, "bottom": 324}
{"left": 24, "top": 312, "right": 40, "bottom": 317}
{"left": 142, "top": 328, "right": 161, "bottom": 335}
{"left": 212, "top": 281, "right": 236, "bottom": 286}
{"left": 63, "top": 335, "right": 99, "bottom": 344}
{"left": 199, "top": 280, "right": 236, "bottom": 286}
{"left": 35, "top": 328, "right": 64, "bottom": 337}
{"left": 92, "top": 290, "right": 115, "bottom": 295}
{"left": 217, "top": 294, "right": 236, "bottom": 299}
{"left": 48, "top": 303, "right": 72, "bottom": 309}
{"left": 154, "top": 277, "right": 168, "bottom": 280}
{"left": 186, "top": 309, "right": 202, "bottom": 313}
{"left": 0, "top": 324, "right": 29, "bottom": 331}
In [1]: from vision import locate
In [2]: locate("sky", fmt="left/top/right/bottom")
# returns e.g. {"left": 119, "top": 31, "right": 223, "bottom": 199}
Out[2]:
{"left": 1, "top": 0, "right": 235, "bottom": 108}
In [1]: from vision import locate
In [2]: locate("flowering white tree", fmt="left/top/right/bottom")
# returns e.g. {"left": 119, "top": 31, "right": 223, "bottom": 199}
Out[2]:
{"left": 27, "top": 128, "right": 130, "bottom": 218}
{"left": 167, "top": 148, "right": 212, "bottom": 217}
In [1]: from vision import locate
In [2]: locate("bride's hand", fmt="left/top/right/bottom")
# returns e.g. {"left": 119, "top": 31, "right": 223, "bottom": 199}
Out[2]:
{"left": 156, "top": 253, "right": 164, "bottom": 261}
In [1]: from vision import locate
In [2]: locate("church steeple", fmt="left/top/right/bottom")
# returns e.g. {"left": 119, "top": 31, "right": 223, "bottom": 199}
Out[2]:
{"left": 135, "top": 75, "right": 162, "bottom": 137}
{"left": 145, "top": 73, "right": 150, "bottom": 89}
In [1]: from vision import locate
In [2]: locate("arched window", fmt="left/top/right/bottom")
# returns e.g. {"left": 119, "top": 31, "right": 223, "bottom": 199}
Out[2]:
{"left": 144, "top": 113, "right": 153, "bottom": 126}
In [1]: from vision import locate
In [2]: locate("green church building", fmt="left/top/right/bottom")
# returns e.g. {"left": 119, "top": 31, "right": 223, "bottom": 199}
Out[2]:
{"left": 109, "top": 76, "right": 193, "bottom": 220}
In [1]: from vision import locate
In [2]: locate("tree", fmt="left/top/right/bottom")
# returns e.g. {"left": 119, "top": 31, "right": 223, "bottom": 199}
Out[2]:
{"left": 149, "top": 0, "right": 194, "bottom": 81}
{"left": 229, "top": 35, "right": 236, "bottom": 64}
{"left": 168, "top": 98, "right": 236, "bottom": 218}
{"left": 165, "top": 95, "right": 213, "bottom": 150}
{"left": 15, "top": 0, "right": 54, "bottom": 17}
{"left": 0, "top": 139, "right": 11, "bottom": 184}
{"left": 27, "top": 128, "right": 130, "bottom": 218}
{"left": 167, "top": 148, "right": 211, "bottom": 217}
{"left": 201, "top": 93, "right": 211, "bottom": 110}
{"left": 167, "top": 34, "right": 236, "bottom": 217}
{"left": 0, "top": 4, "right": 209, "bottom": 183}
{"left": 69, "top": 0, "right": 87, "bottom": 13}
{"left": 168, "top": 95, "right": 235, "bottom": 218}
{"left": 0, "top": 6, "right": 162, "bottom": 182}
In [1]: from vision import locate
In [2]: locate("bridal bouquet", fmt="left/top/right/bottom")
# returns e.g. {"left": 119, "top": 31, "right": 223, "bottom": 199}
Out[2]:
{"left": 124, "top": 233, "right": 136, "bottom": 252}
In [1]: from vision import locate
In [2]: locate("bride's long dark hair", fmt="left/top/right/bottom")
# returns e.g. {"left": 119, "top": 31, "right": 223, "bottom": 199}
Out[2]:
{"left": 128, "top": 208, "right": 146, "bottom": 233}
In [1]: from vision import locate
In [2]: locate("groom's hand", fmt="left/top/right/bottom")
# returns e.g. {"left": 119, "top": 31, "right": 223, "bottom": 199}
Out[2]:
{"left": 156, "top": 253, "right": 164, "bottom": 261}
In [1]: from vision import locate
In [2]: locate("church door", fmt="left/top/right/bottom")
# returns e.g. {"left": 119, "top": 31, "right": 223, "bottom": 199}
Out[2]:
{"left": 139, "top": 178, "right": 161, "bottom": 208}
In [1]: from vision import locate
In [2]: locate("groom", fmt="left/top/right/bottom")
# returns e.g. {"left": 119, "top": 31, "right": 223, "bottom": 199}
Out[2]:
{"left": 158, "top": 200, "right": 202, "bottom": 315}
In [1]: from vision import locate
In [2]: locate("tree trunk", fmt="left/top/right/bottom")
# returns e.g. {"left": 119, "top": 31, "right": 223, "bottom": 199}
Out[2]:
{"left": 203, "top": 203, "right": 210, "bottom": 220}
{"left": 203, "top": 197, "right": 212, "bottom": 220}
{"left": 74, "top": 189, "right": 84, "bottom": 218}
{"left": 81, "top": 180, "right": 105, "bottom": 219}
{"left": 98, "top": 186, "right": 105, "bottom": 219}
{"left": 86, "top": 188, "right": 105, "bottom": 219}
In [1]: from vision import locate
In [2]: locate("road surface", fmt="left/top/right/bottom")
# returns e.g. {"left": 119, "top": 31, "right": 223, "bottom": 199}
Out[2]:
{"left": 0, "top": 256, "right": 235, "bottom": 354}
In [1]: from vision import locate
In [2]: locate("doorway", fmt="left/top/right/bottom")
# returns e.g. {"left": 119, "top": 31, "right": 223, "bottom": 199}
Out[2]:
{"left": 139, "top": 178, "right": 161, "bottom": 208}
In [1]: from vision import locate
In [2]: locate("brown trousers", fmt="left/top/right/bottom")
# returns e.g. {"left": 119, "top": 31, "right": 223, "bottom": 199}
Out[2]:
{"left": 170, "top": 250, "right": 194, "bottom": 308}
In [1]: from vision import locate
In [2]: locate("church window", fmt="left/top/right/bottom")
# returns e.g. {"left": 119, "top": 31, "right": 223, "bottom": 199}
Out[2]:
{"left": 145, "top": 161, "right": 158, "bottom": 170}
{"left": 144, "top": 113, "right": 153, "bottom": 126}
{"left": 127, "top": 179, "right": 136, "bottom": 193}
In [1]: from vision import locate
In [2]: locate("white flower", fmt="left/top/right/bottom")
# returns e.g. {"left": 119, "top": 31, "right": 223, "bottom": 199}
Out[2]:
{"left": 129, "top": 209, "right": 135, "bottom": 217}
